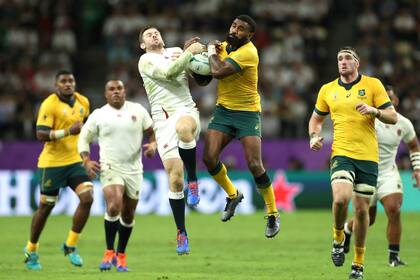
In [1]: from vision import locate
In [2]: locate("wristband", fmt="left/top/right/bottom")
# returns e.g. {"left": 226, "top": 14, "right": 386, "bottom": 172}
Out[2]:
{"left": 49, "top": 129, "right": 70, "bottom": 140}
{"left": 410, "top": 152, "right": 420, "bottom": 170}
{"left": 208, "top": 45, "right": 216, "bottom": 56}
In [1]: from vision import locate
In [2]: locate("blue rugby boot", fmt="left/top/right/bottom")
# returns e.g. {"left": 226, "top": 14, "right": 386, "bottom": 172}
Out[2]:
{"left": 187, "top": 181, "right": 200, "bottom": 207}
{"left": 62, "top": 243, "right": 83, "bottom": 267}
{"left": 24, "top": 248, "right": 41, "bottom": 270}
{"left": 176, "top": 231, "right": 190, "bottom": 255}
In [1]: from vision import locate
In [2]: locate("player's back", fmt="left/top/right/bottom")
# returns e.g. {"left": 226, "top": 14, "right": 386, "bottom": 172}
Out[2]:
{"left": 37, "top": 93, "right": 89, "bottom": 167}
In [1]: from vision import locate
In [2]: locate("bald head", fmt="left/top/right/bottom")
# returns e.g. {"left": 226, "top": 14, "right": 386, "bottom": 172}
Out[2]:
{"left": 105, "top": 80, "right": 126, "bottom": 109}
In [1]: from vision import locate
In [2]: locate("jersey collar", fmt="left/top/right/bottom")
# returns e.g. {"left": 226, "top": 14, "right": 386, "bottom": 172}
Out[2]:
{"left": 56, "top": 93, "right": 75, "bottom": 107}
{"left": 338, "top": 74, "right": 362, "bottom": 91}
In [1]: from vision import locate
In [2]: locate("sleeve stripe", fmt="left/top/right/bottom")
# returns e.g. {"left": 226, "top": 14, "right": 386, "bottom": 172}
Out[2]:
{"left": 378, "top": 101, "right": 392, "bottom": 110}
{"left": 314, "top": 108, "right": 329, "bottom": 116}
{"left": 36, "top": 125, "right": 52, "bottom": 131}
{"left": 225, "top": 58, "right": 241, "bottom": 72}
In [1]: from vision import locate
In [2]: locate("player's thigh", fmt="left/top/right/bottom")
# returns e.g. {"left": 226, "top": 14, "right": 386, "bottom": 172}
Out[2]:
{"left": 154, "top": 119, "right": 180, "bottom": 161}
{"left": 376, "top": 170, "right": 403, "bottom": 201}
{"left": 353, "top": 159, "right": 378, "bottom": 198}
{"left": 207, "top": 106, "right": 236, "bottom": 138}
{"left": 204, "top": 129, "right": 233, "bottom": 160}
{"left": 122, "top": 172, "right": 143, "bottom": 200}
{"left": 37, "top": 166, "right": 67, "bottom": 204}
{"left": 330, "top": 156, "right": 356, "bottom": 201}
{"left": 66, "top": 162, "right": 93, "bottom": 197}
{"left": 234, "top": 110, "right": 261, "bottom": 139}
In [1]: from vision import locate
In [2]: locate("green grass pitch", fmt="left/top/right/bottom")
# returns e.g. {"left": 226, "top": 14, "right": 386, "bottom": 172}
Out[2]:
{"left": 1, "top": 211, "right": 419, "bottom": 279}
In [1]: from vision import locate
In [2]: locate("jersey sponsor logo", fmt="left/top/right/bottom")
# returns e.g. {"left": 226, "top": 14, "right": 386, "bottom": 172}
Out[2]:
{"left": 43, "top": 115, "right": 48, "bottom": 120}
{"left": 346, "top": 92, "right": 351, "bottom": 98}
{"left": 132, "top": 115, "right": 137, "bottom": 122}
{"left": 358, "top": 89, "right": 366, "bottom": 96}
{"left": 331, "top": 160, "right": 338, "bottom": 170}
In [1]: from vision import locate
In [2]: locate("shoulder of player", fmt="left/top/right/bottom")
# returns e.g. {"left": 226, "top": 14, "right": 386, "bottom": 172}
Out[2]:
{"left": 74, "top": 92, "right": 90, "bottom": 105}
{"left": 319, "top": 79, "right": 338, "bottom": 92}
{"left": 360, "top": 75, "right": 383, "bottom": 87}
{"left": 125, "top": 100, "right": 148, "bottom": 112}
{"left": 396, "top": 112, "right": 412, "bottom": 127}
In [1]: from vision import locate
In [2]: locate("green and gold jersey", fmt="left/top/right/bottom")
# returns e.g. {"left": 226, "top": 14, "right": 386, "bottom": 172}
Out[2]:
{"left": 315, "top": 75, "right": 392, "bottom": 162}
{"left": 36, "top": 92, "right": 90, "bottom": 168}
{"left": 217, "top": 41, "right": 260, "bottom": 112}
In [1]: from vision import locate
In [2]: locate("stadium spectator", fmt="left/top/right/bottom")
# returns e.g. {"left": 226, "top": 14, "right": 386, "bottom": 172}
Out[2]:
{"left": 203, "top": 15, "right": 280, "bottom": 238}
{"left": 24, "top": 70, "right": 93, "bottom": 270}
{"left": 308, "top": 46, "right": 397, "bottom": 279}
{"left": 78, "top": 80, "right": 156, "bottom": 272}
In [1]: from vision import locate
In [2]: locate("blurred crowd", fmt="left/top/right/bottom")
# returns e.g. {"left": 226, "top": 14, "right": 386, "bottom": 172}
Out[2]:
{"left": 0, "top": 0, "right": 419, "bottom": 142}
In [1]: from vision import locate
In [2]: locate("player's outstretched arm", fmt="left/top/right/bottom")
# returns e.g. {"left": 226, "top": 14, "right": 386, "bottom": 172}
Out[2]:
{"left": 308, "top": 111, "right": 326, "bottom": 151}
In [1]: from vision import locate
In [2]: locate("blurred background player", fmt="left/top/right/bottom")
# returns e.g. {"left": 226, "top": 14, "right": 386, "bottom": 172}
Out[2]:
{"left": 138, "top": 26, "right": 204, "bottom": 254}
{"left": 308, "top": 47, "right": 397, "bottom": 279}
{"left": 24, "top": 70, "right": 93, "bottom": 270}
{"left": 203, "top": 15, "right": 280, "bottom": 238}
{"left": 78, "top": 80, "right": 156, "bottom": 272}
{"left": 343, "top": 85, "right": 420, "bottom": 267}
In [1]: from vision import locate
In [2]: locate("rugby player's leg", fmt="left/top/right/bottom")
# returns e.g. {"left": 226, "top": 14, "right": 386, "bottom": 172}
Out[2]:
{"left": 381, "top": 193, "right": 405, "bottom": 266}
{"left": 164, "top": 158, "right": 189, "bottom": 254}
{"left": 330, "top": 179, "right": 353, "bottom": 267}
{"left": 115, "top": 193, "right": 138, "bottom": 271}
{"left": 62, "top": 179, "right": 93, "bottom": 266}
{"left": 203, "top": 129, "right": 236, "bottom": 198}
{"left": 100, "top": 184, "right": 124, "bottom": 271}
{"left": 241, "top": 136, "right": 280, "bottom": 237}
{"left": 176, "top": 116, "right": 200, "bottom": 206}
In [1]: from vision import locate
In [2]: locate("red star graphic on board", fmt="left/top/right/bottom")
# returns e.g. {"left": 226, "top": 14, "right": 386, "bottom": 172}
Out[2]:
{"left": 272, "top": 171, "right": 303, "bottom": 212}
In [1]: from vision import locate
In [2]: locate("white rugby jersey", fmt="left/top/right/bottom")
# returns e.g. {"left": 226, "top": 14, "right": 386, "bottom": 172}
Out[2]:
{"left": 78, "top": 101, "right": 153, "bottom": 174}
{"left": 138, "top": 47, "right": 197, "bottom": 122}
{"left": 376, "top": 113, "right": 416, "bottom": 173}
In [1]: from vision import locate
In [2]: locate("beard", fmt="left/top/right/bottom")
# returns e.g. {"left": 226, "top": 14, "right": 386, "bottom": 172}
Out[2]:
{"left": 226, "top": 34, "right": 248, "bottom": 50}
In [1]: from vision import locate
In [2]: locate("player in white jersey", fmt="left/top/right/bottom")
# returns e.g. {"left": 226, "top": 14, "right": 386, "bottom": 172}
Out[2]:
{"left": 78, "top": 80, "right": 156, "bottom": 272}
{"left": 343, "top": 86, "right": 420, "bottom": 267}
{"left": 138, "top": 26, "right": 205, "bottom": 255}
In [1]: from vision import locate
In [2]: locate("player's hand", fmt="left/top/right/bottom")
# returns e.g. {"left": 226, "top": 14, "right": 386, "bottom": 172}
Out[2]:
{"left": 356, "top": 103, "right": 378, "bottom": 116}
{"left": 143, "top": 141, "right": 157, "bottom": 158}
{"left": 69, "top": 121, "right": 83, "bottom": 135}
{"left": 208, "top": 40, "right": 222, "bottom": 53}
{"left": 183, "top": 37, "right": 200, "bottom": 50}
{"left": 310, "top": 133, "right": 324, "bottom": 151}
{"left": 83, "top": 159, "right": 100, "bottom": 179}
{"left": 413, "top": 169, "right": 420, "bottom": 189}
{"left": 185, "top": 42, "right": 205, "bottom": 55}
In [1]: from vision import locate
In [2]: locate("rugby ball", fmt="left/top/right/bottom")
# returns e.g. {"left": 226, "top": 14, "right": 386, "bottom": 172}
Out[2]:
{"left": 188, "top": 52, "right": 211, "bottom": 76}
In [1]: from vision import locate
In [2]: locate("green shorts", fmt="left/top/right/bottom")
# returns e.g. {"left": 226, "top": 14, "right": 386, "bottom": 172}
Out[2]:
{"left": 37, "top": 162, "right": 91, "bottom": 196}
{"left": 330, "top": 156, "right": 378, "bottom": 187}
{"left": 208, "top": 105, "right": 261, "bottom": 138}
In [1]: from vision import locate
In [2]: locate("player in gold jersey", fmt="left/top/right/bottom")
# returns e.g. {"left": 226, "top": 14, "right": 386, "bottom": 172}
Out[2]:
{"left": 24, "top": 70, "right": 94, "bottom": 270}
{"left": 308, "top": 47, "right": 397, "bottom": 279}
{"left": 204, "top": 15, "right": 279, "bottom": 238}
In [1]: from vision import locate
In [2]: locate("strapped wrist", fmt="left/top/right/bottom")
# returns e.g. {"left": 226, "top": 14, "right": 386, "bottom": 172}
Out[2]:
{"left": 410, "top": 152, "right": 420, "bottom": 170}
{"left": 49, "top": 129, "right": 70, "bottom": 140}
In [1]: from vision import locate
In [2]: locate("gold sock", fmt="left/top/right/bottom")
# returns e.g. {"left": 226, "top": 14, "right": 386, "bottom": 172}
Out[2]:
{"left": 26, "top": 241, "right": 39, "bottom": 252}
{"left": 333, "top": 227, "right": 345, "bottom": 243}
{"left": 65, "top": 230, "right": 80, "bottom": 247}
{"left": 353, "top": 246, "right": 366, "bottom": 266}
{"left": 259, "top": 184, "right": 278, "bottom": 215}
{"left": 211, "top": 163, "right": 237, "bottom": 198}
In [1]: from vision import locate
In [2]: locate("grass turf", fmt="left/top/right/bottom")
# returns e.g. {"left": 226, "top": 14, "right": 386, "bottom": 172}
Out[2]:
{"left": 1, "top": 210, "right": 419, "bottom": 279}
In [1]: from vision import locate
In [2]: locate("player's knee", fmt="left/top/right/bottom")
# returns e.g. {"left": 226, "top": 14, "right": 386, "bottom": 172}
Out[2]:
{"left": 386, "top": 204, "right": 401, "bottom": 218}
{"left": 40, "top": 195, "right": 57, "bottom": 209}
{"left": 247, "top": 160, "right": 263, "bottom": 176}
{"left": 333, "top": 196, "right": 350, "bottom": 209}
{"left": 176, "top": 123, "right": 194, "bottom": 141}
{"left": 353, "top": 205, "right": 369, "bottom": 219}
{"left": 107, "top": 202, "right": 122, "bottom": 217}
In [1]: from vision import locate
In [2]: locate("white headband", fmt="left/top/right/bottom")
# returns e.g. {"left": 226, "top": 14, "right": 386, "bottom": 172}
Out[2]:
{"left": 338, "top": 50, "right": 360, "bottom": 62}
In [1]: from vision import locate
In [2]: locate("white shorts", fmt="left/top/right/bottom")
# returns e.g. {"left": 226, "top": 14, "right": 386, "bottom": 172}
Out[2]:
{"left": 100, "top": 168, "right": 143, "bottom": 200}
{"left": 370, "top": 168, "right": 403, "bottom": 206}
{"left": 154, "top": 109, "right": 200, "bottom": 162}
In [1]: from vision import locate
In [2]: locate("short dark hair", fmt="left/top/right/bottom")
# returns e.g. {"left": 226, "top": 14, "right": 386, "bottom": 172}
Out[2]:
{"left": 236, "top": 15, "right": 256, "bottom": 33}
{"left": 139, "top": 25, "right": 158, "bottom": 43}
{"left": 385, "top": 85, "right": 394, "bottom": 92}
{"left": 55, "top": 70, "right": 73, "bottom": 80}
